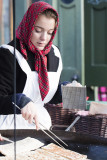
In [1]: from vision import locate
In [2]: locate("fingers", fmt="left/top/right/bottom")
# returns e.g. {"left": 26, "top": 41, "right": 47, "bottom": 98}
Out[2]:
{"left": 0, "top": 134, "right": 3, "bottom": 141}
{"left": 33, "top": 116, "right": 39, "bottom": 130}
{"left": 28, "top": 114, "right": 33, "bottom": 124}
{"left": 22, "top": 109, "right": 32, "bottom": 122}
{"left": 21, "top": 101, "right": 40, "bottom": 130}
{"left": 22, "top": 112, "right": 31, "bottom": 121}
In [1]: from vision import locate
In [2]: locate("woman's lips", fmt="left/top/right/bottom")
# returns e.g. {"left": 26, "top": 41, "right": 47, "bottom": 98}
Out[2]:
{"left": 37, "top": 42, "right": 45, "bottom": 47}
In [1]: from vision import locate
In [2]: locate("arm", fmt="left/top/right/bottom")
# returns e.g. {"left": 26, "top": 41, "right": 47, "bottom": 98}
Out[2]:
{"left": 0, "top": 47, "right": 39, "bottom": 129}
{"left": 0, "top": 47, "right": 15, "bottom": 114}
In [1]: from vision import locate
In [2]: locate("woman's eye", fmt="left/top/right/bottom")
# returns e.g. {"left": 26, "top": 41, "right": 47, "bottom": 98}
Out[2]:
{"left": 48, "top": 32, "right": 53, "bottom": 35}
{"left": 35, "top": 29, "right": 41, "bottom": 33}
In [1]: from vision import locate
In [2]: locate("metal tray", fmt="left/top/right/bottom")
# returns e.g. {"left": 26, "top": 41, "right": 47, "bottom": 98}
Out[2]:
{"left": 0, "top": 129, "right": 107, "bottom": 160}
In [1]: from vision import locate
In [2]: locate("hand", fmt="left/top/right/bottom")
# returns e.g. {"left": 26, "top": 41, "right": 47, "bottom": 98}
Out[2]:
{"left": 61, "top": 81, "right": 71, "bottom": 86}
{"left": 21, "top": 101, "right": 39, "bottom": 130}
{"left": 0, "top": 134, "right": 3, "bottom": 141}
{"left": 76, "top": 110, "right": 90, "bottom": 116}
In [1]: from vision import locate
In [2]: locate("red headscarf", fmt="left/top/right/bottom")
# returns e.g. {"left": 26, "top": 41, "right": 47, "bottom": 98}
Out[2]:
{"left": 16, "top": 2, "right": 59, "bottom": 100}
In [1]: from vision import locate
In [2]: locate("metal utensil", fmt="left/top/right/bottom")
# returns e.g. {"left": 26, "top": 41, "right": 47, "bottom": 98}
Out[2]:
{"left": 12, "top": 102, "right": 68, "bottom": 148}
{"left": 0, "top": 135, "right": 14, "bottom": 143}
{"left": 65, "top": 116, "right": 80, "bottom": 131}
{"left": 39, "top": 122, "right": 68, "bottom": 146}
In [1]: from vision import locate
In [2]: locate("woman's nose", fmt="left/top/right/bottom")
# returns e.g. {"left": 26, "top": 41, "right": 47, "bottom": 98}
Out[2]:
{"left": 40, "top": 32, "right": 47, "bottom": 40}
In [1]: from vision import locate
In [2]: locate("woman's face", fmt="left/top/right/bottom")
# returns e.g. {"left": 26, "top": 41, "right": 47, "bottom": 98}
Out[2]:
{"left": 30, "top": 14, "right": 56, "bottom": 51}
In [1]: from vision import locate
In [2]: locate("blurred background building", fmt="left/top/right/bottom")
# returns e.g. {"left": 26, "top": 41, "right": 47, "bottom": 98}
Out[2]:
{"left": 0, "top": 0, "right": 107, "bottom": 101}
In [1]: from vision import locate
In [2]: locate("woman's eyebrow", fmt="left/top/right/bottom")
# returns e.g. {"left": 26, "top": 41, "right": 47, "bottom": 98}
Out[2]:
{"left": 34, "top": 26, "right": 43, "bottom": 29}
{"left": 34, "top": 25, "right": 54, "bottom": 31}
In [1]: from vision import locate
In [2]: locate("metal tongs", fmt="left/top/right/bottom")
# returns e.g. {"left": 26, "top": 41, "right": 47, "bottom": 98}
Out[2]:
{"left": 12, "top": 102, "right": 68, "bottom": 148}
{"left": 0, "top": 134, "right": 14, "bottom": 143}
{"left": 65, "top": 116, "right": 80, "bottom": 132}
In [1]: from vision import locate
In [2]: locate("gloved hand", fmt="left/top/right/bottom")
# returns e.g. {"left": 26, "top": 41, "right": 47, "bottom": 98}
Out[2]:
{"left": 61, "top": 81, "right": 71, "bottom": 86}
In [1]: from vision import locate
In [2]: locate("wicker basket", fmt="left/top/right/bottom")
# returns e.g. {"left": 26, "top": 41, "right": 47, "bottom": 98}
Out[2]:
{"left": 45, "top": 103, "right": 107, "bottom": 138}
{"left": 71, "top": 113, "right": 107, "bottom": 138}
{"left": 45, "top": 103, "right": 73, "bottom": 126}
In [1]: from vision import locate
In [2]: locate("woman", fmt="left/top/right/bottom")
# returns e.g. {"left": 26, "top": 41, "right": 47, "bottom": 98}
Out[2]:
{"left": 0, "top": 2, "right": 62, "bottom": 130}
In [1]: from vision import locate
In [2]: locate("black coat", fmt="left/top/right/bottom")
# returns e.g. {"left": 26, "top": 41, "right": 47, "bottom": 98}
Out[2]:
{"left": 0, "top": 39, "right": 62, "bottom": 114}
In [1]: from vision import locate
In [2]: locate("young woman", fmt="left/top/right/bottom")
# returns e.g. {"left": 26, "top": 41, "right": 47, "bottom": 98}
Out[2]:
{"left": 0, "top": 2, "right": 62, "bottom": 130}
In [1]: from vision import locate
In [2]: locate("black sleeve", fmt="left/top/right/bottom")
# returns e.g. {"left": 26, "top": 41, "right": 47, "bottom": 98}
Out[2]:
{"left": 0, "top": 47, "right": 15, "bottom": 114}
{"left": 48, "top": 83, "right": 62, "bottom": 104}
{"left": 0, "top": 47, "right": 31, "bottom": 114}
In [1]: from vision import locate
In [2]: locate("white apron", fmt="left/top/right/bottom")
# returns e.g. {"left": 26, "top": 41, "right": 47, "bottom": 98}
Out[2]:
{"left": 0, "top": 44, "right": 55, "bottom": 130}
